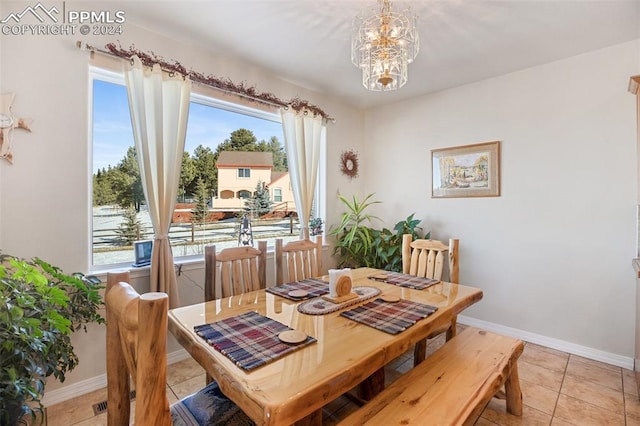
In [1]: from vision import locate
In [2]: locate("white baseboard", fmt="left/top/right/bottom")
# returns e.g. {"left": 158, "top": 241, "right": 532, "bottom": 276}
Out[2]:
{"left": 458, "top": 315, "right": 634, "bottom": 370}
{"left": 41, "top": 349, "right": 190, "bottom": 407}
{"left": 43, "top": 319, "right": 635, "bottom": 407}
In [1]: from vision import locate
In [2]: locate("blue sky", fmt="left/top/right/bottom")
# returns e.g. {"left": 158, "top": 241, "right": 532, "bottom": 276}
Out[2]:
{"left": 92, "top": 80, "right": 283, "bottom": 173}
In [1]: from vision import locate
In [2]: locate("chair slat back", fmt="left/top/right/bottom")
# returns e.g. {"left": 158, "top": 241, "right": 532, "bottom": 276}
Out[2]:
{"left": 205, "top": 241, "right": 267, "bottom": 301}
{"left": 105, "top": 271, "right": 171, "bottom": 426}
{"left": 402, "top": 235, "right": 459, "bottom": 283}
{"left": 275, "top": 235, "right": 323, "bottom": 284}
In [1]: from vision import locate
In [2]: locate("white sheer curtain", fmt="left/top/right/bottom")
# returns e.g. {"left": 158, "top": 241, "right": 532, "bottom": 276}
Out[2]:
{"left": 280, "top": 108, "right": 326, "bottom": 239}
{"left": 125, "top": 56, "right": 191, "bottom": 308}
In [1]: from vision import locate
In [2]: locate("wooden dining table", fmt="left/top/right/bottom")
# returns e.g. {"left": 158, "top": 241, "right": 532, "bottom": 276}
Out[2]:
{"left": 167, "top": 267, "right": 483, "bottom": 425}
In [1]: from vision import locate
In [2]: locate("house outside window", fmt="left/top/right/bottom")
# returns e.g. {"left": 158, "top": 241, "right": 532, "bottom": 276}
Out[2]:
{"left": 238, "top": 190, "right": 251, "bottom": 199}
{"left": 273, "top": 188, "right": 282, "bottom": 202}
{"left": 238, "top": 168, "right": 250, "bottom": 178}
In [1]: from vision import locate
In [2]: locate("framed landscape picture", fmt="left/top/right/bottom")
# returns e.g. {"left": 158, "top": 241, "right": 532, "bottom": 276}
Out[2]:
{"left": 431, "top": 141, "right": 501, "bottom": 198}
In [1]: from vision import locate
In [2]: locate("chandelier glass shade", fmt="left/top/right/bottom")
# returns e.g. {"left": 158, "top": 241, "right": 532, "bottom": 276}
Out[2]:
{"left": 351, "top": 0, "right": 419, "bottom": 91}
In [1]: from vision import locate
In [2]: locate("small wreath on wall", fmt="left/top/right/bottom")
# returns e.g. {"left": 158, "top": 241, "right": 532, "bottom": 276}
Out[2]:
{"left": 340, "top": 150, "right": 359, "bottom": 179}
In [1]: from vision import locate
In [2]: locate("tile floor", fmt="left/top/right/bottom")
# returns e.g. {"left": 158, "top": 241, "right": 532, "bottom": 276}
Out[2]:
{"left": 45, "top": 330, "right": 640, "bottom": 425}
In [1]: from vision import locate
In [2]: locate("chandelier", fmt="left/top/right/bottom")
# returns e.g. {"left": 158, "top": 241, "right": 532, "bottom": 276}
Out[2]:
{"left": 351, "top": 0, "right": 419, "bottom": 91}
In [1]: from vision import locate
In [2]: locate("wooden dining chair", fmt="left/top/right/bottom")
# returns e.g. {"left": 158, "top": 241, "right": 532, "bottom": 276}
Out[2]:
{"left": 204, "top": 241, "right": 267, "bottom": 301}
{"left": 402, "top": 234, "right": 460, "bottom": 367}
{"left": 275, "top": 235, "right": 323, "bottom": 285}
{"left": 105, "top": 271, "right": 253, "bottom": 426}
{"left": 203, "top": 242, "right": 267, "bottom": 384}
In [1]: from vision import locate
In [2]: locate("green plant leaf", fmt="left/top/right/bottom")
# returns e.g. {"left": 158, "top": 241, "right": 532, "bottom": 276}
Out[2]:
{"left": 0, "top": 254, "right": 104, "bottom": 421}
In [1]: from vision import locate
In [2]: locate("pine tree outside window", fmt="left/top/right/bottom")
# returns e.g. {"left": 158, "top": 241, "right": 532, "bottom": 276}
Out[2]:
{"left": 245, "top": 181, "right": 273, "bottom": 216}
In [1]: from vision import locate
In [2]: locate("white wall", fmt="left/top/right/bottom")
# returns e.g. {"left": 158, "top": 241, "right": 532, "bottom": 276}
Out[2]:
{"left": 3, "top": 0, "right": 636, "bottom": 401}
{"left": 362, "top": 40, "right": 639, "bottom": 358}
{"left": 0, "top": 1, "right": 359, "bottom": 394}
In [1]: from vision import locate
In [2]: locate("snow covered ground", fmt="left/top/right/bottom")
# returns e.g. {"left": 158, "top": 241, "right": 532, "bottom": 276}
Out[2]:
{"left": 92, "top": 206, "right": 302, "bottom": 266}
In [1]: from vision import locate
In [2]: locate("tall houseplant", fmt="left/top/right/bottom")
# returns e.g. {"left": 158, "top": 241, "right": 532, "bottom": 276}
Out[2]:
{"left": 329, "top": 193, "right": 381, "bottom": 268}
{"left": 329, "top": 193, "right": 428, "bottom": 270}
{"left": 0, "top": 255, "right": 104, "bottom": 425}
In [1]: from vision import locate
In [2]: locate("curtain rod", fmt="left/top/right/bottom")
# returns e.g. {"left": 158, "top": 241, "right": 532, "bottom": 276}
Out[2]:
{"left": 76, "top": 41, "right": 335, "bottom": 122}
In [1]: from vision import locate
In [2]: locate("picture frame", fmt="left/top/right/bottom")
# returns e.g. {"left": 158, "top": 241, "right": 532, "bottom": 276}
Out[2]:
{"left": 431, "top": 141, "right": 501, "bottom": 198}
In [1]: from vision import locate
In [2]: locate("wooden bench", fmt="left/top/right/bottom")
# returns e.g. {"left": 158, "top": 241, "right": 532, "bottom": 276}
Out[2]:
{"left": 339, "top": 327, "right": 524, "bottom": 426}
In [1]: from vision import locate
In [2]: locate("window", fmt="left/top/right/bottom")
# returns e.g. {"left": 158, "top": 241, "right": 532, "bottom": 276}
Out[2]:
{"left": 220, "top": 190, "right": 234, "bottom": 199}
{"left": 273, "top": 188, "right": 282, "bottom": 202}
{"left": 90, "top": 67, "right": 326, "bottom": 269}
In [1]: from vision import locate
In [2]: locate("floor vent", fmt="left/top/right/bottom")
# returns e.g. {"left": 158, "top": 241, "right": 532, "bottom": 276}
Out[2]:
{"left": 92, "top": 389, "right": 136, "bottom": 416}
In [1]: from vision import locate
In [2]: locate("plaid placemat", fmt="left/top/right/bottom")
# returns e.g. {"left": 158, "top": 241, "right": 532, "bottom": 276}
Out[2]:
{"left": 194, "top": 311, "right": 316, "bottom": 371}
{"left": 369, "top": 271, "right": 439, "bottom": 290}
{"left": 265, "top": 278, "right": 329, "bottom": 300}
{"left": 340, "top": 298, "right": 438, "bottom": 335}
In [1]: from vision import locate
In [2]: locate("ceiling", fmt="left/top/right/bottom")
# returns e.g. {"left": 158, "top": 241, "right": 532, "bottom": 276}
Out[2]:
{"left": 116, "top": 1, "right": 639, "bottom": 109}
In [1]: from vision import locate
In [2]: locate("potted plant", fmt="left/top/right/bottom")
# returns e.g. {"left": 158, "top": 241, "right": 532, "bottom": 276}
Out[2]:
{"left": 329, "top": 193, "right": 428, "bottom": 270}
{"left": 309, "top": 217, "right": 324, "bottom": 236}
{"left": 367, "top": 213, "right": 428, "bottom": 271}
{"left": 328, "top": 193, "right": 381, "bottom": 268}
{"left": 0, "top": 254, "right": 104, "bottom": 425}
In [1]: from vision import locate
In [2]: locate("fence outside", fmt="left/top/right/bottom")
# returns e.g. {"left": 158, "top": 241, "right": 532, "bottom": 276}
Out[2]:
{"left": 92, "top": 211, "right": 302, "bottom": 266}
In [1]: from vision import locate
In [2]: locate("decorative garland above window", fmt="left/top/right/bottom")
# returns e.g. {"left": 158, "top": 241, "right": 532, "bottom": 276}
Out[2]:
{"left": 101, "top": 42, "right": 333, "bottom": 121}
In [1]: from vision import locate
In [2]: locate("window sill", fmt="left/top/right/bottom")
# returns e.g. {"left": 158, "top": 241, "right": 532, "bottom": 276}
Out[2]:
{"left": 89, "top": 255, "right": 206, "bottom": 281}
{"left": 88, "top": 240, "right": 326, "bottom": 281}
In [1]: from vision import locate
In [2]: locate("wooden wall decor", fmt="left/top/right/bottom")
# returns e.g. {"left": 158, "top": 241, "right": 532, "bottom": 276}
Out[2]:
{"left": 0, "top": 92, "right": 32, "bottom": 164}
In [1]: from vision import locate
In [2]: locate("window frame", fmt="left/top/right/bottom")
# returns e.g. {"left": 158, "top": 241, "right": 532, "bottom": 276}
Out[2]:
{"left": 89, "top": 67, "right": 326, "bottom": 272}
{"left": 273, "top": 187, "right": 283, "bottom": 202}
{"left": 238, "top": 167, "right": 251, "bottom": 178}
